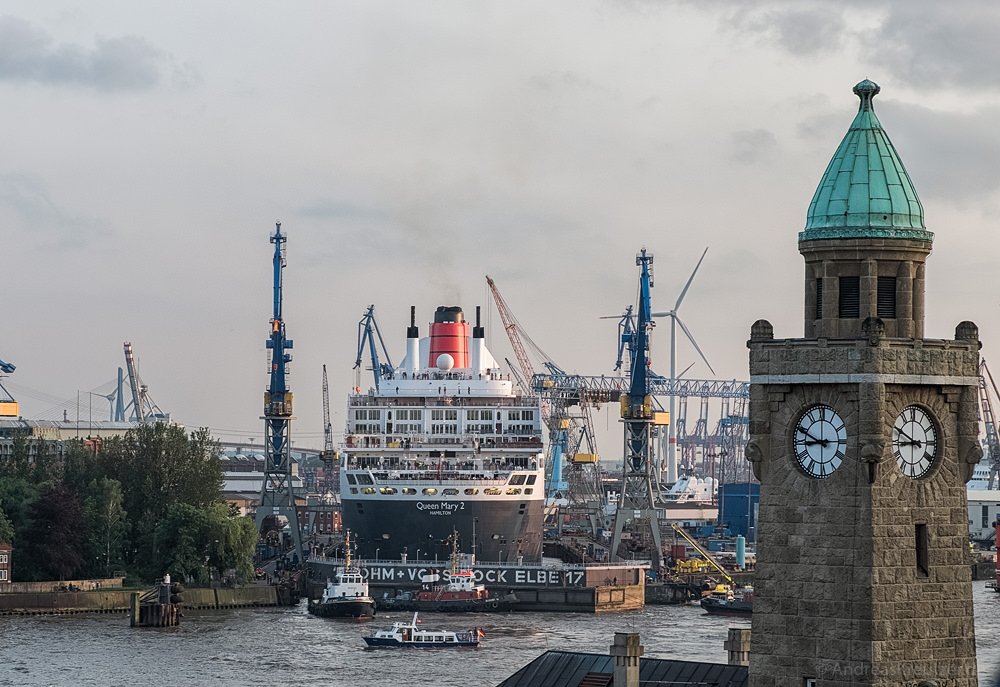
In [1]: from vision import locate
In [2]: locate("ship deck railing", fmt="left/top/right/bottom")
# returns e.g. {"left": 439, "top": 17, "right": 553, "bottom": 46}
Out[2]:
{"left": 348, "top": 395, "right": 538, "bottom": 408}
{"left": 371, "top": 474, "right": 512, "bottom": 486}
{"left": 315, "top": 557, "right": 590, "bottom": 571}
{"left": 345, "top": 437, "right": 544, "bottom": 450}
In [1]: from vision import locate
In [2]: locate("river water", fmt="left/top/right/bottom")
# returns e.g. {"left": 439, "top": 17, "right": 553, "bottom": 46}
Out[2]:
{"left": 1, "top": 581, "right": 997, "bottom": 686}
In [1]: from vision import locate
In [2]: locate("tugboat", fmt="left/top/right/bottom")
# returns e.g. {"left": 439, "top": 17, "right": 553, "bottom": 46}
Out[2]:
{"left": 308, "top": 531, "right": 376, "bottom": 619}
{"left": 700, "top": 583, "right": 753, "bottom": 617}
{"left": 363, "top": 612, "right": 483, "bottom": 648}
{"left": 379, "top": 529, "right": 518, "bottom": 613}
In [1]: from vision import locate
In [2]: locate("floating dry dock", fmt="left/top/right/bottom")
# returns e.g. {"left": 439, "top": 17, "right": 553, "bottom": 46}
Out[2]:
{"left": 309, "top": 559, "right": 647, "bottom": 613}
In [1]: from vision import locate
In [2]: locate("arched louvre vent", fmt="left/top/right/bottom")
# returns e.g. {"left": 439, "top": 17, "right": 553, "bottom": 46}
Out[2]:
{"left": 839, "top": 276, "right": 860, "bottom": 318}
{"left": 815, "top": 278, "right": 824, "bottom": 319}
{"left": 877, "top": 276, "right": 897, "bottom": 318}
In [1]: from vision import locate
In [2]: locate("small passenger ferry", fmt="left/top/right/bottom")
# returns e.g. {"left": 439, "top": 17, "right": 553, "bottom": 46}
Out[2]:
{"left": 362, "top": 612, "right": 483, "bottom": 648}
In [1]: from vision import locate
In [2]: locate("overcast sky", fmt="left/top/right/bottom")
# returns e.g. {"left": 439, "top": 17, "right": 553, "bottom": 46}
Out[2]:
{"left": 4, "top": 1, "right": 999, "bottom": 451}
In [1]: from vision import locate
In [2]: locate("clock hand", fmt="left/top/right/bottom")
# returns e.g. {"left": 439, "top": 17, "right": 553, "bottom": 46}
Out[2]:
{"left": 797, "top": 425, "right": 822, "bottom": 443}
{"left": 896, "top": 427, "right": 918, "bottom": 443}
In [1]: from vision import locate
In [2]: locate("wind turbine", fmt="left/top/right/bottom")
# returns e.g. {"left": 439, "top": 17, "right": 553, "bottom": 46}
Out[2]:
{"left": 651, "top": 246, "right": 715, "bottom": 484}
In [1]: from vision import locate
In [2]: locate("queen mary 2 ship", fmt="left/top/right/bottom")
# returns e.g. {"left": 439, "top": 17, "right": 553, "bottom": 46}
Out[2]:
{"left": 340, "top": 305, "right": 545, "bottom": 563}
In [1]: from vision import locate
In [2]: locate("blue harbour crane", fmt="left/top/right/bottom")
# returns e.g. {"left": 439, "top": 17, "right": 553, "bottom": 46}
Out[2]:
{"left": 609, "top": 249, "right": 666, "bottom": 570}
{"left": 0, "top": 358, "right": 18, "bottom": 417}
{"left": 254, "top": 221, "right": 305, "bottom": 565}
{"left": 354, "top": 305, "right": 394, "bottom": 393}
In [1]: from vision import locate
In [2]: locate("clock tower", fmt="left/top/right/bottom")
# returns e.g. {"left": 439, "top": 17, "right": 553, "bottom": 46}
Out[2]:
{"left": 746, "top": 80, "right": 981, "bottom": 686}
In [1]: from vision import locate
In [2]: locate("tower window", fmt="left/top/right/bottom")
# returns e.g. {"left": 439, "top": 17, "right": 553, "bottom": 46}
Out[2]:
{"left": 877, "top": 276, "right": 896, "bottom": 318}
{"left": 838, "top": 276, "right": 860, "bottom": 318}
{"left": 815, "top": 278, "right": 823, "bottom": 319}
{"left": 915, "top": 523, "right": 929, "bottom": 576}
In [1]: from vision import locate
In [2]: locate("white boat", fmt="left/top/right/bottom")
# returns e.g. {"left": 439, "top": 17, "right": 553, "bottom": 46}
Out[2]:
{"left": 307, "top": 531, "right": 376, "bottom": 619}
{"left": 362, "top": 612, "right": 482, "bottom": 648}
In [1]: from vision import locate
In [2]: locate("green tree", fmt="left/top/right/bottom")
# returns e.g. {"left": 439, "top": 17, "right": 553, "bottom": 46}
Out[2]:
{"left": 0, "top": 475, "right": 40, "bottom": 536}
{"left": 62, "top": 442, "right": 104, "bottom": 493}
{"left": 153, "top": 502, "right": 210, "bottom": 583}
{"left": 18, "top": 483, "right": 87, "bottom": 581}
{"left": 100, "top": 423, "right": 224, "bottom": 577}
{"left": 152, "top": 502, "right": 258, "bottom": 585}
{"left": 83, "top": 478, "right": 128, "bottom": 578}
{"left": 0, "top": 508, "right": 13, "bottom": 544}
{"left": 204, "top": 503, "right": 258, "bottom": 583}
{"left": 7, "top": 429, "right": 32, "bottom": 478}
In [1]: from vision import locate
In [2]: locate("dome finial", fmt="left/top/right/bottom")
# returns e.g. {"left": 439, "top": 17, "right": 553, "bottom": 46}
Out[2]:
{"left": 853, "top": 79, "right": 880, "bottom": 111}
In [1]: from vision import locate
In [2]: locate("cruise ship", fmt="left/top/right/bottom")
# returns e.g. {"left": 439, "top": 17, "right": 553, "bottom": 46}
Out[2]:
{"left": 340, "top": 305, "right": 545, "bottom": 563}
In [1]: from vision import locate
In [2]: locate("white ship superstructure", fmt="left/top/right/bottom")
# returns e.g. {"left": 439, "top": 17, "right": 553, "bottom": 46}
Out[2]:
{"left": 341, "top": 305, "right": 545, "bottom": 563}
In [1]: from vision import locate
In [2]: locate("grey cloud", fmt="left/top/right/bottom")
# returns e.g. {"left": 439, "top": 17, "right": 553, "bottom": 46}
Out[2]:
{"left": 0, "top": 15, "right": 174, "bottom": 91}
{"left": 728, "top": 129, "right": 778, "bottom": 164}
{"left": 876, "top": 101, "right": 1000, "bottom": 203}
{"left": 0, "top": 173, "right": 110, "bottom": 249}
{"left": 868, "top": 3, "right": 1000, "bottom": 90}
{"left": 298, "top": 199, "right": 391, "bottom": 221}
{"left": 686, "top": 0, "right": 1000, "bottom": 91}
{"left": 729, "top": 4, "right": 847, "bottom": 56}
{"left": 529, "top": 71, "right": 606, "bottom": 94}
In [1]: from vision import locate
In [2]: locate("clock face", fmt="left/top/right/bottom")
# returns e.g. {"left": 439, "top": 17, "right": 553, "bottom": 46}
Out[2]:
{"left": 792, "top": 404, "right": 847, "bottom": 478}
{"left": 893, "top": 406, "right": 938, "bottom": 478}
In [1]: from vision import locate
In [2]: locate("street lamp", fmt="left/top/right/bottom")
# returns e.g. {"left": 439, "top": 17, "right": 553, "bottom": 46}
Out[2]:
{"left": 375, "top": 548, "right": 380, "bottom": 562}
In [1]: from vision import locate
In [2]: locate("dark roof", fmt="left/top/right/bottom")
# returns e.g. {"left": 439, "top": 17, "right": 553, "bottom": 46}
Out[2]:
{"left": 496, "top": 650, "right": 748, "bottom": 687}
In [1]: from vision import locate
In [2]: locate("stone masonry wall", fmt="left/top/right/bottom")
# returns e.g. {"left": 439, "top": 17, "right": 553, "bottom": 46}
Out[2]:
{"left": 747, "top": 333, "right": 979, "bottom": 686}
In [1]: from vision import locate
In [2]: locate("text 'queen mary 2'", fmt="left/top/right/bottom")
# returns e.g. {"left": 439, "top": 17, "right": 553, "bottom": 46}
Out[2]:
{"left": 341, "top": 305, "right": 545, "bottom": 563}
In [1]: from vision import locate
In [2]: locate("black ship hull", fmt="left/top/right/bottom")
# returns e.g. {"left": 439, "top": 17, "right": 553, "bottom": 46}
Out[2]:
{"left": 308, "top": 598, "right": 376, "bottom": 619}
{"left": 342, "top": 496, "right": 544, "bottom": 562}
{"left": 700, "top": 596, "right": 752, "bottom": 616}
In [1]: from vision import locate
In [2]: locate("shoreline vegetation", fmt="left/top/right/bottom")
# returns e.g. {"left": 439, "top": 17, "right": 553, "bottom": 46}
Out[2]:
{"left": 0, "top": 423, "right": 257, "bottom": 586}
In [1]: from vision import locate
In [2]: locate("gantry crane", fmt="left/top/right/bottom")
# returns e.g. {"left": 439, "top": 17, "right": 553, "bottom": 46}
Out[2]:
{"left": 486, "top": 276, "right": 537, "bottom": 397}
{"left": 122, "top": 342, "right": 167, "bottom": 422}
{"left": 609, "top": 249, "right": 667, "bottom": 570}
{"left": 354, "top": 305, "right": 394, "bottom": 393}
{"left": 486, "top": 275, "right": 607, "bottom": 506}
{"left": 321, "top": 364, "right": 334, "bottom": 461}
{"left": 979, "top": 359, "right": 1000, "bottom": 489}
{"left": 254, "top": 221, "right": 305, "bottom": 565}
{"left": 319, "top": 364, "right": 338, "bottom": 493}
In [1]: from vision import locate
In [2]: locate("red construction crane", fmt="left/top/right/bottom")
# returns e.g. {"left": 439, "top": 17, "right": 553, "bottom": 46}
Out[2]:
{"left": 486, "top": 275, "right": 537, "bottom": 400}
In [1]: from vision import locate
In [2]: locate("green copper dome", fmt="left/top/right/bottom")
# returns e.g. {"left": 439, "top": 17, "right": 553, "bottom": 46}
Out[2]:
{"left": 799, "top": 80, "right": 932, "bottom": 242}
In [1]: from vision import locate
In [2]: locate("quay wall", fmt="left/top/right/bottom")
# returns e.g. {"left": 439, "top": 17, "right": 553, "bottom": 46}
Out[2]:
{"left": 3, "top": 577, "right": 125, "bottom": 594}
{"left": 0, "top": 586, "right": 279, "bottom": 615}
